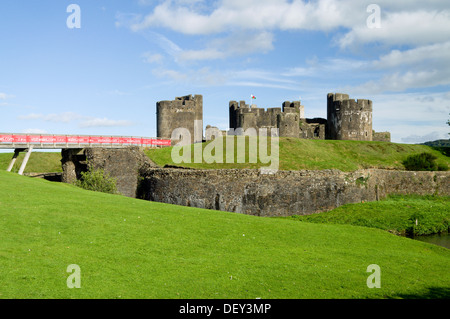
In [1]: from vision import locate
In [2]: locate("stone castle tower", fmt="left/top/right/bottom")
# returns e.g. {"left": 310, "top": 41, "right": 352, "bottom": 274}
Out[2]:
{"left": 326, "top": 93, "right": 373, "bottom": 141}
{"left": 156, "top": 95, "right": 203, "bottom": 144}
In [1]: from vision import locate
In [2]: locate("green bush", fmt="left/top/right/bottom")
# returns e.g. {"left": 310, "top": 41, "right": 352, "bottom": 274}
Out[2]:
{"left": 75, "top": 167, "right": 117, "bottom": 194}
{"left": 402, "top": 152, "right": 443, "bottom": 171}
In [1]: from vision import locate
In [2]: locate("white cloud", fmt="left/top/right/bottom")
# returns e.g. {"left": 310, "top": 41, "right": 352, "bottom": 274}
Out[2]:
{"left": 125, "top": 0, "right": 450, "bottom": 51}
{"left": 371, "top": 92, "right": 450, "bottom": 123}
{"left": 18, "top": 112, "right": 82, "bottom": 123}
{"left": 230, "top": 81, "right": 300, "bottom": 91}
{"left": 363, "top": 91, "right": 450, "bottom": 143}
{"left": 142, "top": 52, "right": 164, "bottom": 64}
{"left": 130, "top": 1, "right": 219, "bottom": 34}
{"left": 401, "top": 131, "right": 447, "bottom": 144}
{"left": 179, "top": 48, "right": 226, "bottom": 61}
{"left": 283, "top": 57, "right": 369, "bottom": 77}
{"left": 350, "top": 70, "right": 450, "bottom": 94}
{"left": 18, "top": 112, "right": 134, "bottom": 128}
{"left": 115, "top": 12, "right": 143, "bottom": 28}
{"left": 128, "top": 0, "right": 370, "bottom": 35}
{"left": 338, "top": 9, "right": 450, "bottom": 48}
{"left": 22, "top": 128, "right": 48, "bottom": 134}
{"left": 0, "top": 92, "right": 14, "bottom": 100}
{"left": 227, "top": 69, "right": 301, "bottom": 91}
{"left": 152, "top": 66, "right": 226, "bottom": 86}
{"left": 79, "top": 118, "right": 133, "bottom": 128}
{"left": 179, "top": 31, "right": 274, "bottom": 61}
{"left": 106, "top": 89, "right": 130, "bottom": 96}
{"left": 335, "top": 41, "right": 450, "bottom": 94}
{"left": 374, "top": 41, "right": 450, "bottom": 69}
{"left": 152, "top": 65, "right": 303, "bottom": 89}
{"left": 152, "top": 68, "right": 188, "bottom": 82}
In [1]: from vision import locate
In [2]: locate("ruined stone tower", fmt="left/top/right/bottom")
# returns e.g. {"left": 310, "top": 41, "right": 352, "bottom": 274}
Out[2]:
{"left": 157, "top": 95, "right": 203, "bottom": 144}
{"left": 326, "top": 93, "right": 373, "bottom": 141}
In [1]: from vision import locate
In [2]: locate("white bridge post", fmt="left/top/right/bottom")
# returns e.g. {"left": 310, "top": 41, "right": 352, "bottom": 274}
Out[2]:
{"left": 18, "top": 146, "right": 34, "bottom": 175}
{"left": 6, "top": 149, "right": 22, "bottom": 172}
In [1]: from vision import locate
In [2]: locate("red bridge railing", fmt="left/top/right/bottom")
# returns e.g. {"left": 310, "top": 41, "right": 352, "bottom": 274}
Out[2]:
{"left": 0, "top": 133, "right": 171, "bottom": 148}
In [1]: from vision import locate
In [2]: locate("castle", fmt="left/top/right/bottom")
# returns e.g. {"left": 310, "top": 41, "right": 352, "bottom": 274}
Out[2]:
{"left": 156, "top": 93, "right": 391, "bottom": 143}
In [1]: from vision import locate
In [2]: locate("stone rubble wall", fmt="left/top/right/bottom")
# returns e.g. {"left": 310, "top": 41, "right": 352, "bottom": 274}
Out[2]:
{"left": 138, "top": 167, "right": 450, "bottom": 217}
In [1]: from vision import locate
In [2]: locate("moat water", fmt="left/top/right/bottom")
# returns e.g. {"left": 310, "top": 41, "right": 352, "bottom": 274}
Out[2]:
{"left": 410, "top": 233, "right": 450, "bottom": 249}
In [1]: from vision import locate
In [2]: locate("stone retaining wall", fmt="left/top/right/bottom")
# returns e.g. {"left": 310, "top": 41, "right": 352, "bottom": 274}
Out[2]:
{"left": 138, "top": 168, "right": 450, "bottom": 216}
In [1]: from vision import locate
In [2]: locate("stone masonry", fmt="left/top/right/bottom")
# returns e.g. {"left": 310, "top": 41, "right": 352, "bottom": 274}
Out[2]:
{"left": 327, "top": 93, "right": 373, "bottom": 141}
{"left": 138, "top": 167, "right": 450, "bottom": 217}
{"left": 229, "top": 99, "right": 327, "bottom": 139}
{"left": 156, "top": 95, "right": 203, "bottom": 144}
{"left": 62, "top": 147, "right": 157, "bottom": 197}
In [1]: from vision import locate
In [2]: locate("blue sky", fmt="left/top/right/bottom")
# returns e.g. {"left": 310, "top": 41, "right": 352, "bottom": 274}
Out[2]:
{"left": 1, "top": 0, "right": 449, "bottom": 144}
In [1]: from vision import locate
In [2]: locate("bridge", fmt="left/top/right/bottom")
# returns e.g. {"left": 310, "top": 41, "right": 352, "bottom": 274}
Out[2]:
{"left": 1, "top": 133, "right": 171, "bottom": 175}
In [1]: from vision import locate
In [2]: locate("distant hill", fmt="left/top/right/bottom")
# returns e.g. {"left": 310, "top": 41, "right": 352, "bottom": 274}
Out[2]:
{"left": 422, "top": 139, "right": 450, "bottom": 147}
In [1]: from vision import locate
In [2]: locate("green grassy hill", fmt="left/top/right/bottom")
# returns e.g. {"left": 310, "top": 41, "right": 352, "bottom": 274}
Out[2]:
{"left": 0, "top": 170, "right": 449, "bottom": 299}
{"left": 145, "top": 138, "right": 450, "bottom": 171}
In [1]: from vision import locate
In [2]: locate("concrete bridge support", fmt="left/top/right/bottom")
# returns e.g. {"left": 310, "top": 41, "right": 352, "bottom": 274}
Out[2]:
{"left": 6, "top": 147, "right": 34, "bottom": 175}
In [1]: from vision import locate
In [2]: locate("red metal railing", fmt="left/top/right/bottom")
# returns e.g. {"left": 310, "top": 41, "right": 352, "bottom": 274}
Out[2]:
{"left": 0, "top": 133, "right": 171, "bottom": 147}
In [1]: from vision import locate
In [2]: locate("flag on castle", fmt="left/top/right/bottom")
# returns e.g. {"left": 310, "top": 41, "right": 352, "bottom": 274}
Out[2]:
{"left": 251, "top": 94, "right": 256, "bottom": 100}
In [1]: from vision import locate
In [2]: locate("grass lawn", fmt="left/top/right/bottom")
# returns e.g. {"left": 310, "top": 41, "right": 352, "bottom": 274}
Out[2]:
{"left": 284, "top": 195, "right": 450, "bottom": 236}
{"left": 145, "top": 138, "right": 450, "bottom": 172}
{"left": 0, "top": 151, "right": 62, "bottom": 173}
{"left": 0, "top": 170, "right": 449, "bottom": 299}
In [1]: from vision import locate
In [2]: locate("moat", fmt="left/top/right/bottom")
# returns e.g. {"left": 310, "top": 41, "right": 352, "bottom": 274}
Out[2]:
{"left": 411, "top": 233, "right": 450, "bottom": 249}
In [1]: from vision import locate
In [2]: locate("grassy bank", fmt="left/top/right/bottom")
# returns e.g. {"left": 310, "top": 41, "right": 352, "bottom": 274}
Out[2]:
{"left": 0, "top": 151, "right": 62, "bottom": 173}
{"left": 284, "top": 195, "right": 450, "bottom": 236}
{"left": 145, "top": 138, "right": 450, "bottom": 171}
{"left": 0, "top": 171, "right": 449, "bottom": 299}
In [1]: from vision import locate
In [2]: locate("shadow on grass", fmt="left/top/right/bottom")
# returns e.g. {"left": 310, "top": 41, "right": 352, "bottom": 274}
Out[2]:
{"left": 391, "top": 287, "right": 450, "bottom": 299}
